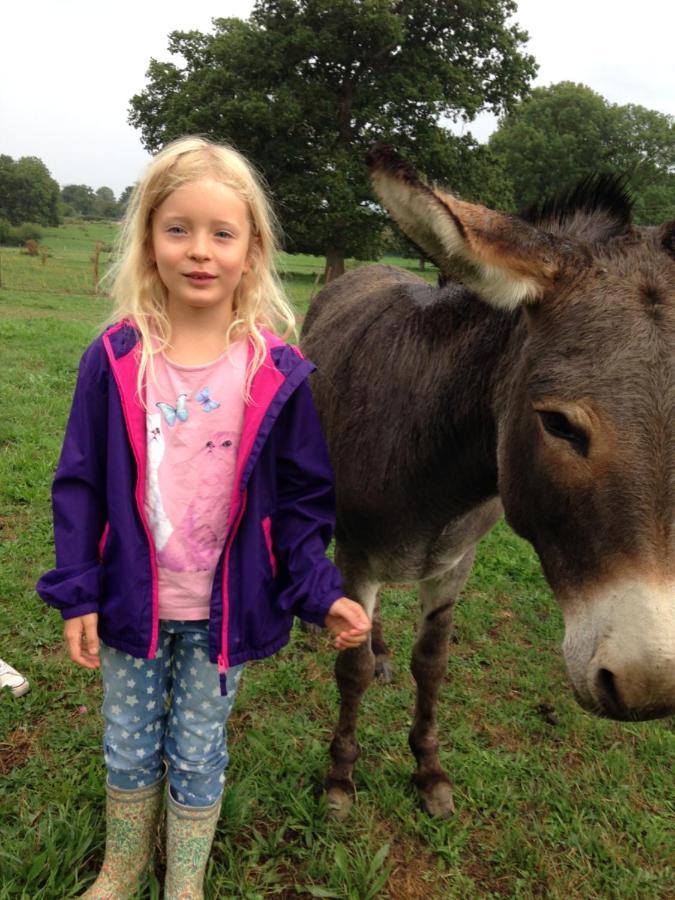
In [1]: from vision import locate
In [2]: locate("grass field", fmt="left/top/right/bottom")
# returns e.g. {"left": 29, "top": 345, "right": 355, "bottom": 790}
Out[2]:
{"left": 0, "top": 224, "right": 673, "bottom": 899}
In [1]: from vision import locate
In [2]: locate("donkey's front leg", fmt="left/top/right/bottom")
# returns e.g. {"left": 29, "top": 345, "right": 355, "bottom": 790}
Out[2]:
{"left": 409, "top": 549, "right": 476, "bottom": 817}
{"left": 325, "top": 573, "right": 379, "bottom": 819}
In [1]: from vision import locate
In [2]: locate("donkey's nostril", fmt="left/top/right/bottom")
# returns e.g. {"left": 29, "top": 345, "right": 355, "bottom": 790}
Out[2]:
{"left": 595, "top": 667, "right": 626, "bottom": 717}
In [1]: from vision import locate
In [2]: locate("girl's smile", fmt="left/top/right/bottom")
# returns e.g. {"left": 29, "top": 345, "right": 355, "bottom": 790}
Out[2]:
{"left": 185, "top": 270, "right": 217, "bottom": 284}
{"left": 151, "top": 178, "right": 252, "bottom": 315}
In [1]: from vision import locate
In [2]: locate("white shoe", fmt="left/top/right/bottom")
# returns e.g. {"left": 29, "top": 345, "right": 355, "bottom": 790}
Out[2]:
{"left": 0, "top": 658, "right": 30, "bottom": 697}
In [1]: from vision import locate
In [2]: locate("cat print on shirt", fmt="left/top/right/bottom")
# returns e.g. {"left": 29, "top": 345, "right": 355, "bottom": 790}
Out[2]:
{"left": 157, "top": 430, "right": 239, "bottom": 573}
{"left": 145, "top": 413, "right": 174, "bottom": 551}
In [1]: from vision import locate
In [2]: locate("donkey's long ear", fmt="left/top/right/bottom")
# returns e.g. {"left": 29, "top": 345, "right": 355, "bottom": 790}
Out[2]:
{"left": 367, "top": 144, "right": 571, "bottom": 311}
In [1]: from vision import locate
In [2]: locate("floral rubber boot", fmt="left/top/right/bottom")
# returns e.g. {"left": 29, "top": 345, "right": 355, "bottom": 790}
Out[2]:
{"left": 163, "top": 792, "right": 221, "bottom": 900}
{"left": 81, "top": 775, "right": 164, "bottom": 899}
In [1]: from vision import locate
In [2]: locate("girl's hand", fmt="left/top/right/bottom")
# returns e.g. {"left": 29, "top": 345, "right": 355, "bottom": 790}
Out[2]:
{"left": 325, "top": 597, "right": 371, "bottom": 650}
{"left": 63, "top": 613, "right": 101, "bottom": 669}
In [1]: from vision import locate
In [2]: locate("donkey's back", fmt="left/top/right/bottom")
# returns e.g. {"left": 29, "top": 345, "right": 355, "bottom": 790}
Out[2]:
{"left": 302, "top": 263, "right": 510, "bottom": 575}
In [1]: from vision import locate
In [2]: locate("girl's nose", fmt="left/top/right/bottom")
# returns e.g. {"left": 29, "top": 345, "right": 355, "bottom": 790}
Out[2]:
{"left": 188, "top": 234, "right": 210, "bottom": 260}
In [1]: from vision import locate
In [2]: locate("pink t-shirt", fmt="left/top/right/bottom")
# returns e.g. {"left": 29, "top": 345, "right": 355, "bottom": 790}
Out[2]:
{"left": 144, "top": 342, "right": 247, "bottom": 620}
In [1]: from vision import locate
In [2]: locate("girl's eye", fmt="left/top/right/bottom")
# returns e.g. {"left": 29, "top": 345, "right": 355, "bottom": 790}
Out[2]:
{"left": 215, "top": 231, "right": 232, "bottom": 239}
{"left": 167, "top": 225, "right": 186, "bottom": 235}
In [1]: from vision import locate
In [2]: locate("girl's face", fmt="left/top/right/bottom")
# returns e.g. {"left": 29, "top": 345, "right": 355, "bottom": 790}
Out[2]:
{"left": 151, "top": 178, "right": 253, "bottom": 317}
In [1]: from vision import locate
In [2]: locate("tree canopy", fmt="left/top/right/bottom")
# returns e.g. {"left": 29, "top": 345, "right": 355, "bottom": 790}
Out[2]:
{"left": 0, "top": 155, "right": 60, "bottom": 226}
{"left": 60, "top": 183, "right": 133, "bottom": 219}
{"left": 61, "top": 183, "right": 98, "bottom": 217}
{"left": 489, "top": 82, "right": 675, "bottom": 223}
{"left": 129, "top": 0, "right": 536, "bottom": 277}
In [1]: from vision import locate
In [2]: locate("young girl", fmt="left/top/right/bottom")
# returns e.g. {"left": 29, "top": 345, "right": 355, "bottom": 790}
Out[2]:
{"left": 37, "top": 136, "right": 370, "bottom": 899}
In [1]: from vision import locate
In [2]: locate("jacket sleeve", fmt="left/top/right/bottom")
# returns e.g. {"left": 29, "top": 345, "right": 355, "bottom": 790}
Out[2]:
{"left": 36, "top": 339, "right": 109, "bottom": 620}
{"left": 270, "top": 379, "right": 344, "bottom": 627}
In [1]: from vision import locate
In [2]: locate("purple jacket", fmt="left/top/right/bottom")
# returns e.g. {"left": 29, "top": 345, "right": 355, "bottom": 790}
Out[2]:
{"left": 37, "top": 321, "right": 344, "bottom": 689}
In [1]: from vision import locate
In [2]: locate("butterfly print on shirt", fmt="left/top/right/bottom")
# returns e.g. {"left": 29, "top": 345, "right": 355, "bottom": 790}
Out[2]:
{"left": 156, "top": 393, "right": 188, "bottom": 426}
{"left": 196, "top": 386, "right": 220, "bottom": 412}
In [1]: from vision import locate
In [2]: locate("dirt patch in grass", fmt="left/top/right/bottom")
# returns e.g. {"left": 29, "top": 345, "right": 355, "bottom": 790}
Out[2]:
{"left": 463, "top": 832, "right": 514, "bottom": 897}
{"left": 304, "top": 657, "right": 333, "bottom": 685}
{"left": 0, "top": 720, "right": 48, "bottom": 774}
{"left": 0, "top": 509, "right": 32, "bottom": 541}
{"left": 476, "top": 720, "right": 526, "bottom": 754}
{"left": 36, "top": 641, "right": 66, "bottom": 661}
{"left": 386, "top": 840, "right": 447, "bottom": 899}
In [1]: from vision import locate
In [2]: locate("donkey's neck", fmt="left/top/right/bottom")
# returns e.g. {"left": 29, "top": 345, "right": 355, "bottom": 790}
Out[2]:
{"left": 415, "top": 285, "right": 520, "bottom": 508}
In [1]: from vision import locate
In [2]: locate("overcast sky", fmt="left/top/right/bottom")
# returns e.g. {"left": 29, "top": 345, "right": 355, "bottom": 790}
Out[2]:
{"left": 2, "top": 1, "right": 673, "bottom": 197}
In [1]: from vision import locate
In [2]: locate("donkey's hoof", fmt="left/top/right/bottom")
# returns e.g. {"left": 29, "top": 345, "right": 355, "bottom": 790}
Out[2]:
{"left": 326, "top": 786, "right": 354, "bottom": 820}
{"left": 374, "top": 654, "right": 394, "bottom": 683}
{"left": 419, "top": 781, "right": 455, "bottom": 818}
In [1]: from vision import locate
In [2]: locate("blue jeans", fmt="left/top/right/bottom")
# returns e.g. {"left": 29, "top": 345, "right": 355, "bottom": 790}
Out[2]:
{"left": 100, "top": 620, "right": 243, "bottom": 808}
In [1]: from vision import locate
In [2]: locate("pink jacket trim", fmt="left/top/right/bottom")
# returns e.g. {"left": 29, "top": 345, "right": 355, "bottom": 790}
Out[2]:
{"left": 102, "top": 323, "right": 160, "bottom": 660}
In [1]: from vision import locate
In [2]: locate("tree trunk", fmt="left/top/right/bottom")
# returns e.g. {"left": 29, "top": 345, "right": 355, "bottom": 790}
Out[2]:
{"left": 324, "top": 246, "right": 345, "bottom": 283}
{"left": 419, "top": 255, "right": 426, "bottom": 271}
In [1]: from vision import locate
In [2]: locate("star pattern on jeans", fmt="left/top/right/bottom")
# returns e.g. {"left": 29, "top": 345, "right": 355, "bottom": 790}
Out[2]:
{"left": 100, "top": 633, "right": 242, "bottom": 807}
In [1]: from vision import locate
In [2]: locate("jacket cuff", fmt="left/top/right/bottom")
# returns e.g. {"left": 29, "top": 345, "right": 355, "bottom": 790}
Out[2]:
{"left": 59, "top": 601, "right": 101, "bottom": 621}
{"left": 297, "top": 586, "right": 346, "bottom": 627}
{"left": 36, "top": 561, "right": 103, "bottom": 616}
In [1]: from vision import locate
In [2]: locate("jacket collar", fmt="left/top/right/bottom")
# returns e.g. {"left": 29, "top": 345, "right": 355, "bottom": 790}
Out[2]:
{"left": 102, "top": 321, "right": 314, "bottom": 491}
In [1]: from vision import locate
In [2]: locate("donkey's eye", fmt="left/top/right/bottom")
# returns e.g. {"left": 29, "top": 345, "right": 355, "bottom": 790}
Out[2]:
{"left": 537, "top": 410, "right": 589, "bottom": 456}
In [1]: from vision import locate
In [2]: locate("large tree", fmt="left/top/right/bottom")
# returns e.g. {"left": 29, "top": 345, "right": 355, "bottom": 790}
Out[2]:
{"left": 610, "top": 103, "right": 675, "bottom": 223}
{"left": 129, "top": 0, "right": 536, "bottom": 278}
{"left": 0, "top": 155, "right": 60, "bottom": 226}
{"left": 489, "top": 82, "right": 675, "bottom": 222}
{"left": 61, "top": 183, "right": 98, "bottom": 217}
{"left": 95, "top": 186, "right": 119, "bottom": 219}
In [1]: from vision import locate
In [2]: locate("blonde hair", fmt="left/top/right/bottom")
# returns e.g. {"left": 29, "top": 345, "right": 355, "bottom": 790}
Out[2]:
{"left": 104, "top": 135, "right": 296, "bottom": 397}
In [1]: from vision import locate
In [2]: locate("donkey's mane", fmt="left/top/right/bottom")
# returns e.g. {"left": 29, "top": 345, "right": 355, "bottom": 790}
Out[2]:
{"left": 518, "top": 173, "right": 633, "bottom": 239}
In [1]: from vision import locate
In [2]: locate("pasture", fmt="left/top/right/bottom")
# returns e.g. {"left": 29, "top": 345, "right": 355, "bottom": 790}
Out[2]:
{"left": 0, "top": 223, "right": 672, "bottom": 899}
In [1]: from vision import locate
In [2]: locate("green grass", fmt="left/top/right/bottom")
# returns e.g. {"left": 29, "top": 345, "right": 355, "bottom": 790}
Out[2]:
{"left": 0, "top": 224, "right": 672, "bottom": 899}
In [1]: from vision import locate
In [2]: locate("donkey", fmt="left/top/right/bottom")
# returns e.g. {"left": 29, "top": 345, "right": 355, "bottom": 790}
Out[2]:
{"left": 300, "top": 145, "right": 675, "bottom": 819}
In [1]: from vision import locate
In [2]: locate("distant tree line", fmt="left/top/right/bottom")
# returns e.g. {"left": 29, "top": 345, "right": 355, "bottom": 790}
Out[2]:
{"left": 60, "top": 183, "right": 135, "bottom": 220}
{"left": 0, "top": 153, "right": 134, "bottom": 244}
